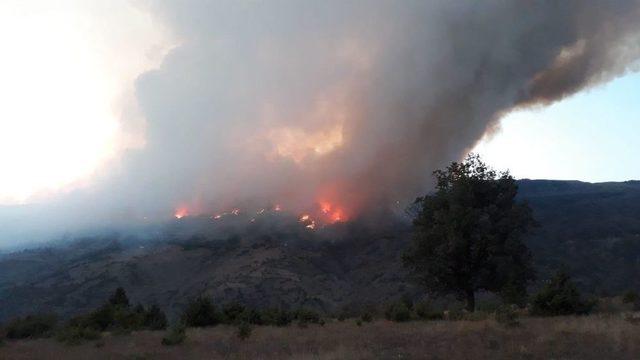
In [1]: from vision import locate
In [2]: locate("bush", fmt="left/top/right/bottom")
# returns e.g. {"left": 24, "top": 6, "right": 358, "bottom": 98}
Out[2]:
{"left": 239, "top": 308, "right": 262, "bottom": 325}
{"left": 237, "top": 322, "right": 252, "bottom": 340}
{"left": 83, "top": 304, "right": 116, "bottom": 331}
{"left": 5, "top": 314, "right": 57, "bottom": 339}
{"left": 495, "top": 306, "right": 519, "bottom": 327}
{"left": 414, "top": 300, "right": 443, "bottom": 320}
{"left": 385, "top": 302, "right": 411, "bottom": 322}
{"left": 622, "top": 290, "right": 639, "bottom": 306}
{"left": 161, "top": 323, "right": 186, "bottom": 346}
{"left": 531, "top": 271, "right": 595, "bottom": 316}
{"left": 55, "top": 326, "right": 101, "bottom": 345}
{"left": 360, "top": 312, "right": 373, "bottom": 323}
{"left": 356, "top": 319, "right": 363, "bottom": 326}
{"left": 143, "top": 305, "right": 168, "bottom": 330}
{"left": 181, "top": 297, "right": 220, "bottom": 327}
{"left": 222, "top": 302, "right": 246, "bottom": 324}
{"left": 295, "top": 308, "right": 321, "bottom": 324}
{"left": 258, "top": 308, "right": 293, "bottom": 327}
{"left": 622, "top": 290, "right": 638, "bottom": 304}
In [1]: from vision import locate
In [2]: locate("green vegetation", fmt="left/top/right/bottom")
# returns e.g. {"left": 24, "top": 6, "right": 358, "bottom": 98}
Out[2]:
{"left": 237, "top": 322, "right": 252, "bottom": 340}
{"left": 404, "top": 154, "right": 536, "bottom": 311}
{"left": 67, "top": 289, "right": 168, "bottom": 333}
{"left": 384, "top": 301, "right": 411, "bottom": 322}
{"left": 161, "top": 323, "right": 186, "bottom": 346}
{"left": 55, "top": 326, "right": 100, "bottom": 345}
{"left": 622, "top": 290, "right": 638, "bottom": 304}
{"left": 531, "top": 271, "right": 596, "bottom": 316}
{"left": 5, "top": 314, "right": 57, "bottom": 339}
{"left": 181, "top": 296, "right": 220, "bottom": 327}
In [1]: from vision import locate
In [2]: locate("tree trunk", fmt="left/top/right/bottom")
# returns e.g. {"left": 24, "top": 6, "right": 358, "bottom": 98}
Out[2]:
{"left": 465, "top": 290, "right": 475, "bottom": 312}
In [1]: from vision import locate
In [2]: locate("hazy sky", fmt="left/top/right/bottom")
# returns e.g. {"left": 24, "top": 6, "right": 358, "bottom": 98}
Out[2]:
{"left": 0, "top": 0, "right": 640, "bottom": 211}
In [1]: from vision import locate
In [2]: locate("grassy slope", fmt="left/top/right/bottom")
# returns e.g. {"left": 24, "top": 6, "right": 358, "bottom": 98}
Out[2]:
{"left": 2, "top": 316, "right": 640, "bottom": 360}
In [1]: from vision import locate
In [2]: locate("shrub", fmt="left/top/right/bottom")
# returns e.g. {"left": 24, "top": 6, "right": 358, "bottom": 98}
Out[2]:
{"left": 356, "top": 319, "right": 363, "bottom": 326}
{"left": 239, "top": 308, "right": 262, "bottom": 325}
{"left": 295, "top": 308, "right": 321, "bottom": 324}
{"left": 622, "top": 290, "right": 639, "bottom": 310}
{"left": 109, "top": 287, "right": 130, "bottom": 307}
{"left": 237, "top": 322, "right": 252, "bottom": 340}
{"left": 495, "top": 306, "right": 519, "bottom": 327}
{"left": 222, "top": 302, "right": 246, "bottom": 324}
{"left": 258, "top": 308, "right": 293, "bottom": 327}
{"left": 531, "top": 271, "right": 595, "bottom": 316}
{"left": 161, "top": 323, "right": 186, "bottom": 346}
{"left": 385, "top": 302, "right": 411, "bottom": 322}
{"left": 55, "top": 326, "right": 101, "bottom": 345}
{"left": 622, "top": 290, "right": 638, "bottom": 304}
{"left": 360, "top": 312, "right": 373, "bottom": 323}
{"left": 83, "top": 304, "right": 115, "bottom": 331}
{"left": 414, "top": 300, "right": 443, "bottom": 320}
{"left": 143, "top": 305, "right": 168, "bottom": 330}
{"left": 181, "top": 297, "right": 220, "bottom": 327}
{"left": 5, "top": 314, "right": 57, "bottom": 339}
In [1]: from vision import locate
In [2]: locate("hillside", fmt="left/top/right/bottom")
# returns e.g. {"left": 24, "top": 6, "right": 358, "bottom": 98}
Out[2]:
{"left": 1, "top": 180, "right": 640, "bottom": 322}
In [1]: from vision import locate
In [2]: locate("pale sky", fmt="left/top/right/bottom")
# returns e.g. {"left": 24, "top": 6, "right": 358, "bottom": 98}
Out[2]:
{"left": 0, "top": 1, "right": 172, "bottom": 205}
{"left": 0, "top": 1, "right": 638, "bottom": 207}
{"left": 473, "top": 72, "right": 640, "bottom": 182}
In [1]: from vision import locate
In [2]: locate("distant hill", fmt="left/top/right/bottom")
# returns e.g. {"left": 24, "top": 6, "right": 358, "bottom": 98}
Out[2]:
{"left": 1, "top": 180, "right": 640, "bottom": 322}
{"left": 517, "top": 179, "right": 640, "bottom": 294}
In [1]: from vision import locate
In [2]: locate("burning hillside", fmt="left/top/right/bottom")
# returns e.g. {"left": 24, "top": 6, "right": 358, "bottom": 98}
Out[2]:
{"left": 135, "top": 1, "right": 640, "bottom": 229}
{"left": 1, "top": 1, "right": 640, "bottom": 245}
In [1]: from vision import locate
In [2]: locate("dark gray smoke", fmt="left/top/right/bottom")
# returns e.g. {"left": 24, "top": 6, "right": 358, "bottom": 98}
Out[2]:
{"left": 1, "top": 0, "right": 640, "bottom": 247}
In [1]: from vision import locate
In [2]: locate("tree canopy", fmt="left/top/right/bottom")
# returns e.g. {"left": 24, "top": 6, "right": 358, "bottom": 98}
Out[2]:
{"left": 403, "top": 154, "right": 536, "bottom": 311}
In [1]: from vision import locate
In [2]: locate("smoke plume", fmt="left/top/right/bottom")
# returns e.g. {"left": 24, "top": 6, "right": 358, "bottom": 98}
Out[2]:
{"left": 2, "top": 0, "right": 640, "bottom": 246}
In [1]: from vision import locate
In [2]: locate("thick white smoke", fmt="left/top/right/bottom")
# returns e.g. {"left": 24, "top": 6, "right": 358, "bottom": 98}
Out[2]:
{"left": 2, "top": 0, "right": 640, "bottom": 247}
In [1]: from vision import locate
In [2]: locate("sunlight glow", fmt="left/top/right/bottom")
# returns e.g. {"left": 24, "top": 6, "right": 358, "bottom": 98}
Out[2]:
{"left": 0, "top": 1, "right": 171, "bottom": 204}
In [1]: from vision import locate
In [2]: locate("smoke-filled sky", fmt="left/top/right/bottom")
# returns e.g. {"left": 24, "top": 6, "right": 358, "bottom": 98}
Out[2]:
{"left": 1, "top": 0, "right": 640, "bottom": 247}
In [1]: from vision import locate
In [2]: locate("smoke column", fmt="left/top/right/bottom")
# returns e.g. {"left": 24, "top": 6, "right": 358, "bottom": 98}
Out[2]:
{"left": 2, "top": 0, "right": 640, "bottom": 245}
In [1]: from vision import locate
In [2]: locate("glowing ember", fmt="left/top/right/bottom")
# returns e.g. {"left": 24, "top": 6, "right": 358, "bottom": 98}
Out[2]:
{"left": 320, "top": 201, "right": 332, "bottom": 214}
{"left": 174, "top": 207, "right": 189, "bottom": 219}
{"left": 231, "top": 208, "right": 240, "bottom": 215}
{"left": 299, "top": 214, "right": 310, "bottom": 221}
{"left": 306, "top": 221, "right": 316, "bottom": 229}
{"left": 274, "top": 204, "right": 282, "bottom": 211}
{"left": 316, "top": 200, "right": 348, "bottom": 223}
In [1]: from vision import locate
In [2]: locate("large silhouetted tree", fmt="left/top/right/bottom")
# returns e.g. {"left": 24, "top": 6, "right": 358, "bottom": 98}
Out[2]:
{"left": 403, "top": 154, "right": 536, "bottom": 311}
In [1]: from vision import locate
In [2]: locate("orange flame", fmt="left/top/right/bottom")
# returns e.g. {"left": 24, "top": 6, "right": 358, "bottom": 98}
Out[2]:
{"left": 316, "top": 200, "right": 348, "bottom": 223}
{"left": 174, "top": 206, "right": 189, "bottom": 219}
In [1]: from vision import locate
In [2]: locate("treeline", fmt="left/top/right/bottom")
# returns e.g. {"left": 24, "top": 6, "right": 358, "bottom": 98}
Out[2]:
{"left": 2, "top": 271, "right": 639, "bottom": 347}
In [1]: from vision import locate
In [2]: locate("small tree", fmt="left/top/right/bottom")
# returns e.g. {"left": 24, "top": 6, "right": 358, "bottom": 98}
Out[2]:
{"left": 403, "top": 154, "right": 536, "bottom": 311}
{"left": 531, "top": 271, "right": 595, "bottom": 316}
{"left": 109, "top": 287, "right": 130, "bottom": 307}
{"left": 181, "top": 297, "right": 220, "bottom": 327}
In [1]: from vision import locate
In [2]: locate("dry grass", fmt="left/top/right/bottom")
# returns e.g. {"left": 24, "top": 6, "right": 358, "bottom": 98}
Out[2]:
{"left": 2, "top": 315, "right": 640, "bottom": 359}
